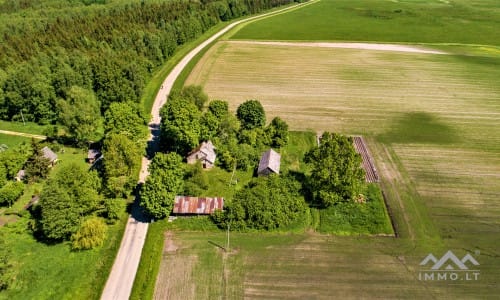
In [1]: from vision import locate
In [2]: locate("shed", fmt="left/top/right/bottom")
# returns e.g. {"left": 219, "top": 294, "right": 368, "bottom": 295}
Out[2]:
{"left": 173, "top": 196, "right": 224, "bottom": 215}
{"left": 42, "top": 146, "right": 58, "bottom": 166}
{"left": 15, "top": 169, "right": 25, "bottom": 182}
{"left": 186, "top": 140, "right": 216, "bottom": 169}
{"left": 257, "top": 149, "right": 281, "bottom": 176}
{"left": 87, "top": 149, "right": 102, "bottom": 164}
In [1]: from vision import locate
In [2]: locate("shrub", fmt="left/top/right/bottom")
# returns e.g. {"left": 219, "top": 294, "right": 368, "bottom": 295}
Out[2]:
{"left": 71, "top": 217, "right": 107, "bottom": 250}
{"left": 0, "top": 181, "right": 24, "bottom": 207}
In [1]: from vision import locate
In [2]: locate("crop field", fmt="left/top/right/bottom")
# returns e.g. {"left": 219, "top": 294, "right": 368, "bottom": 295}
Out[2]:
{"left": 154, "top": 0, "right": 500, "bottom": 298}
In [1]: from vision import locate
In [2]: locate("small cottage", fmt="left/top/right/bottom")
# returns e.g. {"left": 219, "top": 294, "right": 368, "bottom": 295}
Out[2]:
{"left": 186, "top": 140, "right": 216, "bottom": 169}
{"left": 257, "top": 149, "right": 281, "bottom": 176}
{"left": 42, "top": 146, "right": 58, "bottom": 166}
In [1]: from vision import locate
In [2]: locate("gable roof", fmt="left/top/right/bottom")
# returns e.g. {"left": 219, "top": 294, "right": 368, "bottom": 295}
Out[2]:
{"left": 42, "top": 146, "right": 58, "bottom": 163}
{"left": 188, "top": 140, "right": 216, "bottom": 164}
{"left": 173, "top": 196, "right": 224, "bottom": 214}
{"left": 258, "top": 149, "right": 281, "bottom": 174}
{"left": 87, "top": 149, "right": 101, "bottom": 160}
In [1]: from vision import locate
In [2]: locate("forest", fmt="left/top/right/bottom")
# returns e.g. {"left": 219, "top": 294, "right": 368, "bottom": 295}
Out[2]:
{"left": 0, "top": 0, "right": 296, "bottom": 127}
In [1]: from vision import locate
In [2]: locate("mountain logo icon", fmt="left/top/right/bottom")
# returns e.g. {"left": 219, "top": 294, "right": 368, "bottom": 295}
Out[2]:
{"left": 420, "top": 250, "right": 479, "bottom": 270}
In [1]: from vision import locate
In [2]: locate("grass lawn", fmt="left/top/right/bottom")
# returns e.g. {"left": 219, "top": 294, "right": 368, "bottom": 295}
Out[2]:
{"left": 230, "top": 0, "right": 500, "bottom": 46}
{"left": 0, "top": 133, "right": 31, "bottom": 149}
{"left": 0, "top": 120, "right": 49, "bottom": 135}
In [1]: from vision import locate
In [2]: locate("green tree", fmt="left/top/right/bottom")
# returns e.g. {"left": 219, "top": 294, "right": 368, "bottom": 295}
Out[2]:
{"left": 71, "top": 217, "right": 107, "bottom": 250}
{"left": 140, "top": 152, "right": 184, "bottom": 219}
{"left": 236, "top": 100, "right": 266, "bottom": 130}
{"left": 104, "top": 101, "right": 147, "bottom": 139}
{"left": 184, "top": 162, "right": 209, "bottom": 196}
{"left": 57, "top": 85, "right": 103, "bottom": 145}
{"left": 171, "top": 85, "right": 208, "bottom": 111}
{"left": 266, "top": 117, "right": 289, "bottom": 148}
{"left": 160, "top": 98, "right": 201, "bottom": 155}
{"left": 207, "top": 100, "right": 229, "bottom": 118}
{"left": 0, "top": 181, "right": 24, "bottom": 207}
{"left": 39, "top": 163, "right": 101, "bottom": 240}
{"left": 223, "top": 174, "right": 307, "bottom": 230}
{"left": 304, "top": 132, "right": 365, "bottom": 207}
{"left": 24, "top": 140, "right": 50, "bottom": 182}
{"left": 102, "top": 133, "right": 142, "bottom": 198}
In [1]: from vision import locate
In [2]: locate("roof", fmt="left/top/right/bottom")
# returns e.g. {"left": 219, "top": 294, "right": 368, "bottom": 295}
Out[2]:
{"left": 188, "top": 140, "right": 216, "bottom": 164}
{"left": 258, "top": 149, "right": 281, "bottom": 175}
{"left": 173, "top": 196, "right": 224, "bottom": 214}
{"left": 16, "top": 169, "right": 25, "bottom": 179}
{"left": 88, "top": 149, "right": 101, "bottom": 159}
{"left": 42, "top": 146, "right": 58, "bottom": 163}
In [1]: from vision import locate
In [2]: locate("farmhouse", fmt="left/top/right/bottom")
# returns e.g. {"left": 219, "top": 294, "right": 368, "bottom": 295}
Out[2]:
{"left": 173, "top": 196, "right": 224, "bottom": 215}
{"left": 186, "top": 140, "right": 216, "bottom": 169}
{"left": 87, "top": 149, "right": 102, "bottom": 164}
{"left": 257, "top": 148, "right": 281, "bottom": 176}
{"left": 42, "top": 146, "right": 58, "bottom": 166}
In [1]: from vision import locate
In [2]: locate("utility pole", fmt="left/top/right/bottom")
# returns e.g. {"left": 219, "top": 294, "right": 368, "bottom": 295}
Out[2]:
{"left": 226, "top": 222, "right": 230, "bottom": 252}
{"left": 20, "top": 110, "right": 26, "bottom": 126}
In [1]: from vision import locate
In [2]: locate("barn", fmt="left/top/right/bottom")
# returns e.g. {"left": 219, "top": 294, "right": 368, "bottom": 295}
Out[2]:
{"left": 257, "top": 149, "right": 281, "bottom": 176}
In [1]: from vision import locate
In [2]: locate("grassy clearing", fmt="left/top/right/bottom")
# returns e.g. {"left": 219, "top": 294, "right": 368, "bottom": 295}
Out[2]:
{"left": 0, "top": 133, "right": 31, "bottom": 148}
{"left": 231, "top": 0, "right": 500, "bottom": 46}
{"left": 0, "top": 120, "right": 49, "bottom": 135}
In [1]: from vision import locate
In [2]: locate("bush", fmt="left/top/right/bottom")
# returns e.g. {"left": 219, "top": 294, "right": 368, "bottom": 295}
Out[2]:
{"left": 71, "top": 217, "right": 107, "bottom": 250}
{"left": 0, "top": 181, "right": 24, "bottom": 207}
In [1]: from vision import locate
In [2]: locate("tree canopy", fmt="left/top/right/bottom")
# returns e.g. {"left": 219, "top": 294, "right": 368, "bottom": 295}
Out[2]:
{"left": 39, "top": 163, "right": 101, "bottom": 241}
{"left": 304, "top": 132, "right": 365, "bottom": 207}
{"left": 236, "top": 100, "right": 266, "bottom": 130}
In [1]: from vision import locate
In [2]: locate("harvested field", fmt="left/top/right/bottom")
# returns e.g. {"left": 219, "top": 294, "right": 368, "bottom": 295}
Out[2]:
{"left": 353, "top": 136, "right": 379, "bottom": 183}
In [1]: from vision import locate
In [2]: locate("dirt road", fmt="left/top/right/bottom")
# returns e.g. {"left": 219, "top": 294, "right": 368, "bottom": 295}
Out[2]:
{"left": 100, "top": 3, "right": 312, "bottom": 300}
{"left": 0, "top": 129, "right": 46, "bottom": 140}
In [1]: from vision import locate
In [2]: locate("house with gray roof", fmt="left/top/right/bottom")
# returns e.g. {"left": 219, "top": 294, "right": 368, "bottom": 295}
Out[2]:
{"left": 42, "top": 146, "right": 58, "bottom": 166}
{"left": 257, "top": 149, "right": 281, "bottom": 176}
{"left": 186, "top": 140, "right": 216, "bottom": 169}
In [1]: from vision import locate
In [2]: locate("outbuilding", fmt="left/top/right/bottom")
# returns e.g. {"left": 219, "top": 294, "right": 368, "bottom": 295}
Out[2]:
{"left": 186, "top": 140, "right": 216, "bottom": 169}
{"left": 257, "top": 149, "right": 281, "bottom": 176}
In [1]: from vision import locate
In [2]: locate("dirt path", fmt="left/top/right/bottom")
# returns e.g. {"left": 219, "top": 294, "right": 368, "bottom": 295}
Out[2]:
{"left": 100, "top": 3, "right": 312, "bottom": 300}
{"left": 0, "top": 130, "right": 46, "bottom": 140}
{"left": 229, "top": 40, "right": 448, "bottom": 55}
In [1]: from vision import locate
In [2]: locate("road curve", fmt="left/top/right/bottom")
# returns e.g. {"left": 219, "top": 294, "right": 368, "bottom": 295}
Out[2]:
{"left": 100, "top": 2, "right": 314, "bottom": 300}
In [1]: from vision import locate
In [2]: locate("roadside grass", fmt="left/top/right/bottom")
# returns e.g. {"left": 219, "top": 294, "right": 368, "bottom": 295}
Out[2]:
{"left": 0, "top": 120, "right": 49, "bottom": 135}
{"left": 231, "top": 0, "right": 500, "bottom": 46}
{"left": 0, "top": 133, "right": 31, "bottom": 148}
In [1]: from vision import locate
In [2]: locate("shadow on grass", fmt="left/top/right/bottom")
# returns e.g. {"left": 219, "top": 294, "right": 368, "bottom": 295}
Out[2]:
{"left": 378, "top": 112, "right": 461, "bottom": 145}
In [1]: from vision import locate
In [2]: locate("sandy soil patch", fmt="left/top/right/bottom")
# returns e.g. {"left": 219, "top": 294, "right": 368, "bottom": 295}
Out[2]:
{"left": 229, "top": 40, "right": 447, "bottom": 55}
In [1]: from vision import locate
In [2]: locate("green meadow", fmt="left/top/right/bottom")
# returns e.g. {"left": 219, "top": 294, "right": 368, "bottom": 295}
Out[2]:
{"left": 231, "top": 0, "right": 500, "bottom": 46}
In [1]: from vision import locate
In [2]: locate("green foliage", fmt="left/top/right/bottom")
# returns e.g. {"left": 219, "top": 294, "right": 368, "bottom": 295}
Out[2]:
{"left": 0, "top": 142, "right": 31, "bottom": 180}
{"left": 102, "top": 198, "right": 125, "bottom": 223}
{"left": 183, "top": 162, "right": 209, "bottom": 196}
{"left": 57, "top": 85, "right": 102, "bottom": 145}
{"left": 220, "top": 174, "right": 307, "bottom": 231}
{"left": 39, "top": 163, "right": 101, "bottom": 240}
{"left": 104, "top": 101, "right": 147, "bottom": 139}
{"left": 265, "top": 116, "right": 289, "bottom": 148}
{"left": 170, "top": 85, "right": 208, "bottom": 111}
{"left": 160, "top": 98, "right": 202, "bottom": 155}
{"left": 102, "top": 133, "right": 141, "bottom": 198}
{"left": 140, "top": 152, "right": 185, "bottom": 219}
{"left": 304, "top": 132, "right": 365, "bottom": 207}
{"left": 236, "top": 99, "right": 266, "bottom": 130}
{"left": 318, "top": 184, "right": 393, "bottom": 235}
{"left": 0, "top": 181, "right": 24, "bottom": 207}
{"left": 24, "top": 140, "right": 50, "bottom": 182}
{"left": 207, "top": 100, "right": 229, "bottom": 118}
{"left": 71, "top": 217, "right": 107, "bottom": 250}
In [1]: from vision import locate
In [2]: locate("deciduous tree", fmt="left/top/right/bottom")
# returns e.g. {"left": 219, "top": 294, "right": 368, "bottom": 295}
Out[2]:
{"left": 304, "top": 132, "right": 365, "bottom": 207}
{"left": 236, "top": 99, "right": 266, "bottom": 130}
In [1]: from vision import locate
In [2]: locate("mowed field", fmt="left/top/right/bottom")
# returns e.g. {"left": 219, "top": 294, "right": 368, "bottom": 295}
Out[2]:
{"left": 156, "top": 0, "right": 500, "bottom": 298}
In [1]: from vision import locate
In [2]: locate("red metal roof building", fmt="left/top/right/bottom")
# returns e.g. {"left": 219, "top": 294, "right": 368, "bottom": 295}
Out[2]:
{"left": 173, "top": 196, "right": 224, "bottom": 214}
